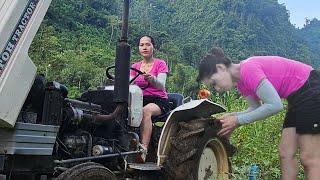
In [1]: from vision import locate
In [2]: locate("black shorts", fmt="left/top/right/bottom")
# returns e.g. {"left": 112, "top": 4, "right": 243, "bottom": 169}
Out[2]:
{"left": 143, "top": 95, "right": 172, "bottom": 115}
{"left": 283, "top": 69, "right": 320, "bottom": 134}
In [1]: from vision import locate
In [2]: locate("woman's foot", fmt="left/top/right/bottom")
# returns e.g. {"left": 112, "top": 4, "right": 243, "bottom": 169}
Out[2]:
{"left": 136, "top": 144, "right": 148, "bottom": 163}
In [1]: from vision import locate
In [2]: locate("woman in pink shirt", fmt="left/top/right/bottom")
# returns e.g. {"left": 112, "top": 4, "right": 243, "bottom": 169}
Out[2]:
{"left": 198, "top": 47, "right": 320, "bottom": 179}
{"left": 130, "top": 35, "right": 171, "bottom": 162}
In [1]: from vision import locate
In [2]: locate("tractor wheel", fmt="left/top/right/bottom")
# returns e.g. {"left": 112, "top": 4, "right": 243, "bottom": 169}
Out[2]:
{"left": 164, "top": 118, "right": 234, "bottom": 180}
{"left": 56, "top": 162, "right": 117, "bottom": 180}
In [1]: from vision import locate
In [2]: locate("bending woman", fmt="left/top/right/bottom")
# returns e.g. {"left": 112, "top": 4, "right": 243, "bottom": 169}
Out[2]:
{"left": 198, "top": 47, "right": 320, "bottom": 179}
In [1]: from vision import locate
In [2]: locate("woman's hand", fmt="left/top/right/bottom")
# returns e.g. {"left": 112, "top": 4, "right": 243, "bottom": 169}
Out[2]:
{"left": 143, "top": 73, "right": 156, "bottom": 83}
{"left": 217, "top": 115, "right": 239, "bottom": 137}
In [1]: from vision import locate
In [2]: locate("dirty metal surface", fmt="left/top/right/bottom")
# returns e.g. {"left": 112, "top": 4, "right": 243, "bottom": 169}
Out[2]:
{"left": 0, "top": 122, "right": 59, "bottom": 155}
{"left": 128, "top": 162, "right": 161, "bottom": 171}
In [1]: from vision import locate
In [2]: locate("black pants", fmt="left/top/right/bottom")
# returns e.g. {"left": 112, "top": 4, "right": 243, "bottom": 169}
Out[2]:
{"left": 143, "top": 96, "right": 171, "bottom": 115}
{"left": 283, "top": 69, "right": 320, "bottom": 134}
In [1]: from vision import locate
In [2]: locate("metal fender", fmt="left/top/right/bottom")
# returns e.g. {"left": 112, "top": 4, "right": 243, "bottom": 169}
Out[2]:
{"left": 157, "top": 99, "right": 226, "bottom": 166}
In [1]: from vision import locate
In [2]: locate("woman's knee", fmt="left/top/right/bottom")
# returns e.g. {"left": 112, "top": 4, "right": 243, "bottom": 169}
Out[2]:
{"left": 298, "top": 134, "right": 320, "bottom": 168}
{"left": 142, "top": 106, "right": 153, "bottom": 118}
{"left": 300, "top": 151, "right": 319, "bottom": 168}
{"left": 143, "top": 103, "right": 161, "bottom": 117}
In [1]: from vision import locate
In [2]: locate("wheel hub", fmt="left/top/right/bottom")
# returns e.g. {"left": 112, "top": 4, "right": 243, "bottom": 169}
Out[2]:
{"left": 198, "top": 138, "right": 229, "bottom": 179}
{"left": 199, "top": 147, "right": 218, "bottom": 179}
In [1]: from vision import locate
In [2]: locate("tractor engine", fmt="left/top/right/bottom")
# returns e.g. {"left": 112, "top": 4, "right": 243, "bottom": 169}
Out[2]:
{"left": 17, "top": 74, "right": 143, "bottom": 165}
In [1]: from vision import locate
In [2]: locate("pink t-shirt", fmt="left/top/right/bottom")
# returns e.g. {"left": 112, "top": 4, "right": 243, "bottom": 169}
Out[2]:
{"left": 130, "top": 58, "right": 169, "bottom": 99}
{"left": 236, "top": 56, "right": 313, "bottom": 99}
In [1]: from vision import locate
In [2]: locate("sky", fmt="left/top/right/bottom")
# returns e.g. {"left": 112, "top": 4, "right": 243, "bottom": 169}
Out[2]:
{"left": 278, "top": 0, "right": 320, "bottom": 28}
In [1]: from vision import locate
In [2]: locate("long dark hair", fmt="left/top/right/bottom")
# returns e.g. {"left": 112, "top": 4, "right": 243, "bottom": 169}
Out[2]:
{"left": 197, "top": 47, "right": 232, "bottom": 81}
{"left": 137, "top": 34, "right": 155, "bottom": 47}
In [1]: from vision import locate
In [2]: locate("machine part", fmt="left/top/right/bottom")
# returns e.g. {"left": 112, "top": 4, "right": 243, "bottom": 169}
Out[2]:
{"left": 70, "top": 107, "right": 83, "bottom": 122}
{"left": 0, "top": 155, "right": 54, "bottom": 177}
{"left": 157, "top": 99, "right": 226, "bottom": 166}
{"left": 0, "top": 155, "right": 4, "bottom": 171}
{"left": 81, "top": 131, "right": 92, "bottom": 157}
{"left": 145, "top": 125, "right": 162, "bottom": 162}
{"left": 67, "top": 106, "right": 97, "bottom": 125}
{"left": 94, "top": 105, "right": 124, "bottom": 122}
{"left": 106, "top": 66, "right": 148, "bottom": 88}
{"left": 78, "top": 88, "right": 116, "bottom": 116}
{"left": 198, "top": 138, "right": 230, "bottom": 179}
{"left": 128, "top": 162, "right": 161, "bottom": 171}
{"left": 17, "top": 110, "right": 37, "bottom": 124}
{"left": 113, "top": 42, "right": 130, "bottom": 103}
{"left": 46, "top": 81, "right": 68, "bottom": 97}
{"left": 84, "top": 85, "right": 125, "bottom": 122}
{"left": 65, "top": 98, "right": 101, "bottom": 111}
{"left": 54, "top": 150, "right": 140, "bottom": 164}
{"left": 41, "top": 82, "right": 65, "bottom": 125}
{"left": 128, "top": 85, "right": 143, "bottom": 127}
{"left": 101, "top": 85, "right": 143, "bottom": 127}
{"left": 92, "top": 145, "right": 113, "bottom": 156}
{"left": 129, "top": 67, "right": 146, "bottom": 84}
{"left": 64, "top": 135, "right": 87, "bottom": 149}
{"left": 56, "top": 162, "right": 117, "bottom": 180}
{"left": 0, "top": 0, "right": 52, "bottom": 128}
{"left": 127, "top": 131, "right": 140, "bottom": 149}
{"left": 163, "top": 118, "right": 232, "bottom": 180}
{"left": 21, "top": 74, "right": 46, "bottom": 124}
{"left": 113, "top": 0, "right": 130, "bottom": 103}
{"left": 62, "top": 130, "right": 93, "bottom": 158}
{"left": 0, "top": 122, "right": 59, "bottom": 155}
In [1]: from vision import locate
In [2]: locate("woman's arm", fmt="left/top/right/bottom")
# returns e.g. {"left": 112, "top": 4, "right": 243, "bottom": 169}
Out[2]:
{"left": 236, "top": 79, "right": 283, "bottom": 125}
{"left": 226, "top": 96, "right": 261, "bottom": 117}
{"left": 145, "top": 73, "right": 167, "bottom": 90}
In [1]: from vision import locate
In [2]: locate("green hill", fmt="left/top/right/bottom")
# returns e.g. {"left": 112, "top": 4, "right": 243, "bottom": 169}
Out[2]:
{"left": 29, "top": 0, "right": 319, "bottom": 97}
{"left": 298, "top": 18, "right": 320, "bottom": 67}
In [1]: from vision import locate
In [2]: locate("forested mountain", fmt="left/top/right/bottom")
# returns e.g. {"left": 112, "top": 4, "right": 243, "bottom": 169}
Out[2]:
{"left": 29, "top": 0, "right": 320, "bottom": 98}
{"left": 131, "top": 0, "right": 310, "bottom": 62}
{"left": 298, "top": 18, "right": 320, "bottom": 67}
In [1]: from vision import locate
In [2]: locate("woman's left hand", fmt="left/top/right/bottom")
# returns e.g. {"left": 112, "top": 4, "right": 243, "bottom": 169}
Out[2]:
{"left": 217, "top": 115, "right": 239, "bottom": 137}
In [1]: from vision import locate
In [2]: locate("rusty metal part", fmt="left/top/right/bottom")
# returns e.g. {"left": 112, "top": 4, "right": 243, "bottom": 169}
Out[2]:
{"left": 54, "top": 150, "right": 140, "bottom": 164}
{"left": 94, "top": 104, "right": 124, "bottom": 122}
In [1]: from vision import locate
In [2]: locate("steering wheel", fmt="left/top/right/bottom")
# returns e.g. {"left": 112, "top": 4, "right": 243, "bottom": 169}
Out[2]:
{"left": 105, "top": 66, "right": 150, "bottom": 90}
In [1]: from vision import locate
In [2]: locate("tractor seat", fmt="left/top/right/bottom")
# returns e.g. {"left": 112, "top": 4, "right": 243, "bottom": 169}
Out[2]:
{"left": 151, "top": 93, "right": 184, "bottom": 123}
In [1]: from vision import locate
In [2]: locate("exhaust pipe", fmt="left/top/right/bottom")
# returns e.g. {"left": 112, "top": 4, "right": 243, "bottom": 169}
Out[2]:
{"left": 114, "top": 0, "right": 130, "bottom": 103}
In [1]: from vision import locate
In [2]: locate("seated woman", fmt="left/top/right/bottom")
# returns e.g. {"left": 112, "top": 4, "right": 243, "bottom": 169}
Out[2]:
{"left": 130, "top": 35, "right": 171, "bottom": 162}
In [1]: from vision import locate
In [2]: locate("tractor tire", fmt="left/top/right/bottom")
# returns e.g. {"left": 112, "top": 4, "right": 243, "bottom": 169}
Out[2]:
{"left": 56, "top": 162, "right": 117, "bottom": 180}
{"left": 164, "top": 118, "right": 234, "bottom": 180}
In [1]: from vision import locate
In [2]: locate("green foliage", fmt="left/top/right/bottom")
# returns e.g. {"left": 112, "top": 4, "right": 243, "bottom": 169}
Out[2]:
{"left": 29, "top": 0, "right": 121, "bottom": 94}
{"left": 298, "top": 19, "right": 320, "bottom": 67}
{"left": 31, "top": 0, "right": 318, "bottom": 97}
{"left": 167, "top": 63, "right": 199, "bottom": 98}
{"left": 30, "top": 0, "right": 320, "bottom": 97}
{"left": 29, "top": 22, "right": 61, "bottom": 79}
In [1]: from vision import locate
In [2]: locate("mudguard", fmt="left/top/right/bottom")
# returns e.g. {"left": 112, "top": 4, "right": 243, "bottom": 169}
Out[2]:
{"left": 157, "top": 99, "right": 226, "bottom": 166}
